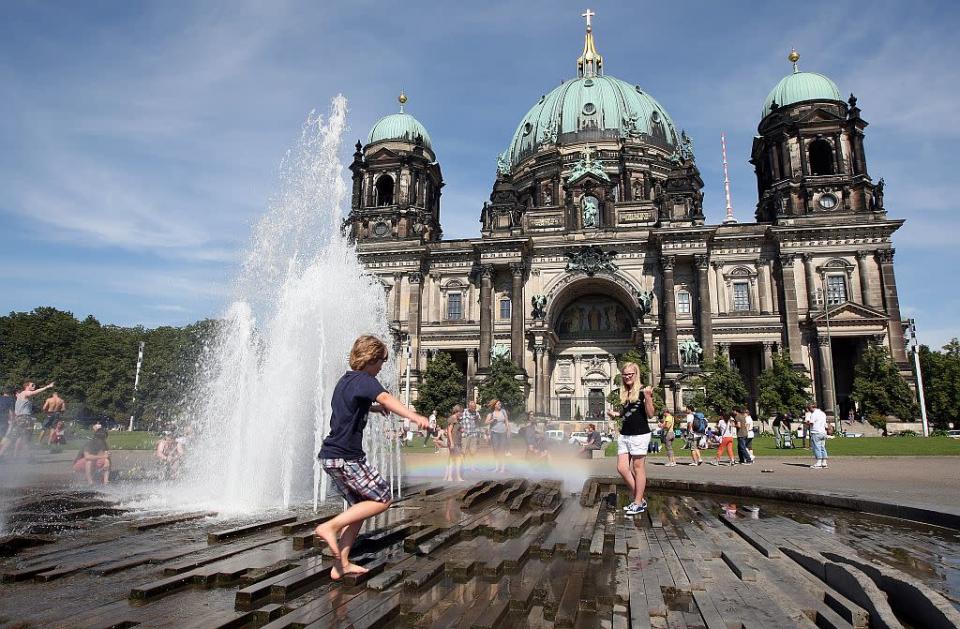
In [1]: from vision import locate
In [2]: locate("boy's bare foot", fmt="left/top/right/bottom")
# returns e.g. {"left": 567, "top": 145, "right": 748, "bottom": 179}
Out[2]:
{"left": 314, "top": 523, "right": 341, "bottom": 561}
{"left": 330, "top": 562, "right": 368, "bottom": 580}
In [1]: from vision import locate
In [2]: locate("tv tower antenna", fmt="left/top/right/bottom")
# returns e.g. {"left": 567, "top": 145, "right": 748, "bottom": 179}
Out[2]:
{"left": 721, "top": 132, "right": 736, "bottom": 224}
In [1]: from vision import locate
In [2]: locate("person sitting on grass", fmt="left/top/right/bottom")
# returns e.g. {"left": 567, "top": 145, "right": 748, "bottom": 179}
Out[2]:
{"left": 72, "top": 427, "right": 111, "bottom": 485}
{"left": 579, "top": 423, "right": 603, "bottom": 458}
{"left": 314, "top": 335, "right": 430, "bottom": 581}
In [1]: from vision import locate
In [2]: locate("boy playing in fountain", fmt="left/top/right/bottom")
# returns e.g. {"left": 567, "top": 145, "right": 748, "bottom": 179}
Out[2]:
{"left": 315, "top": 335, "right": 430, "bottom": 580}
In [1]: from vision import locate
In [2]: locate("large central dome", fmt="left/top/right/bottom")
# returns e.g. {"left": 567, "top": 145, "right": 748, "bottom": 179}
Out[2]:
{"left": 505, "top": 75, "right": 679, "bottom": 168}
{"left": 503, "top": 16, "right": 679, "bottom": 170}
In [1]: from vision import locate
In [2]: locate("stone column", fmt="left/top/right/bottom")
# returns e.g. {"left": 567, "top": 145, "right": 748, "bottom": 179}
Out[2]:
{"left": 407, "top": 271, "right": 423, "bottom": 371}
{"left": 712, "top": 262, "right": 726, "bottom": 315}
{"left": 778, "top": 254, "right": 805, "bottom": 365}
{"left": 856, "top": 250, "right": 877, "bottom": 308}
{"left": 757, "top": 257, "right": 772, "bottom": 314}
{"left": 768, "top": 257, "right": 780, "bottom": 314}
{"left": 817, "top": 334, "right": 837, "bottom": 419}
{"left": 649, "top": 336, "right": 661, "bottom": 387}
{"left": 877, "top": 249, "right": 909, "bottom": 364}
{"left": 383, "top": 284, "right": 392, "bottom": 319}
{"left": 695, "top": 255, "right": 714, "bottom": 361}
{"left": 467, "top": 348, "right": 476, "bottom": 382}
{"left": 661, "top": 256, "right": 680, "bottom": 370}
{"left": 538, "top": 347, "right": 550, "bottom": 414}
{"left": 672, "top": 381, "right": 683, "bottom": 414}
{"left": 478, "top": 265, "right": 494, "bottom": 370}
{"left": 392, "top": 272, "right": 403, "bottom": 322}
{"left": 532, "top": 346, "right": 542, "bottom": 413}
{"left": 427, "top": 273, "right": 440, "bottom": 322}
{"left": 762, "top": 341, "right": 775, "bottom": 371}
{"left": 803, "top": 253, "right": 818, "bottom": 312}
{"left": 510, "top": 263, "right": 525, "bottom": 369}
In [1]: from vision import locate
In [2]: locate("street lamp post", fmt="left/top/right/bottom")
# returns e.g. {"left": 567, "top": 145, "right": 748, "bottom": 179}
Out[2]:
{"left": 908, "top": 318, "right": 930, "bottom": 437}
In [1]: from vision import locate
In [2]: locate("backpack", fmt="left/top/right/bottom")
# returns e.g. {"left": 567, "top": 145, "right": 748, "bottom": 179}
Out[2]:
{"left": 693, "top": 412, "right": 707, "bottom": 434}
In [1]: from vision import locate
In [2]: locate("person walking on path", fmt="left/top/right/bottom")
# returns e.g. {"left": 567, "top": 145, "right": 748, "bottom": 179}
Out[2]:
{"left": 743, "top": 409, "right": 756, "bottom": 461}
{"left": 444, "top": 405, "right": 465, "bottom": 482}
{"left": 736, "top": 409, "right": 752, "bottom": 465}
{"left": 461, "top": 400, "right": 482, "bottom": 470}
{"left": 711, "top": 413, "right": 737, "bottom": 466}
{"left": 607, "top": 362, "right": 656, "bottom": 515}
{"left": 806, "top": 403, "right": 830, "bottom": 469}
{"left": 0, "top": 381, "right": 54, "bottom": 458}
{"left": 39, "top": 391, "right": 66, "bottom": 444}
{"left": 660, "top": 411, "right": 677, "bottom": 466}
{"left": 772, "top": 413, "right": 784, "bottom": 448}
{"left": 424, "top": 410, "right": 438, "bottom": 448}
{"left": 315, "top": 335, "right": 430, "bottom": 582}
{"left": 685, "top": 406, "right": 705, "bottom": 466}
{"left": 485, "top": 399, "right": 510, "bottom": 473}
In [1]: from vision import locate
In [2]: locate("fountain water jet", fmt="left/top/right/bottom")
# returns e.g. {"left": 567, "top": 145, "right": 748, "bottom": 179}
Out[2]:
{"left": 179, "top": 96, "right": 399, "bottom": 513}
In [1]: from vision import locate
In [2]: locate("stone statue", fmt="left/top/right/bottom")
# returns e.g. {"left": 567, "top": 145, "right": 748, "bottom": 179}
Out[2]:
{"left": 531, "top": 294, "right": 547, "bottom": 320}
{"left": 636, "top": 290, "right": 654, "bottom": 321}
{"left": 540, "top": 119, "right": 559, "bottom": 145}
{"left": 621, "top": 113, "right": 643, "bottom": 140}
{"left": 582, "top": 195, "right": 599, "bottom": 228}
{"left": 541, "top": 181, "right": 554, "bottom": 206}
{"left": 679, "top": 130, "right": 695, "bottom": 162}
{"left": 679, "top": 338, "right": 703, "bottom": 367}
{"left": 496, "top": 152, "right": 511, "bottom": 176}
{"left": 565, "top": 245, "right": 618, "bottom": 276}
{"left": 632, "top": 177, "right": 643, "bottom": 201}
{"left": 491, "top": 344, "right": 511, "bottom": 361}
{"left": 873, "top": 178, "right": 885, "bottom": 210}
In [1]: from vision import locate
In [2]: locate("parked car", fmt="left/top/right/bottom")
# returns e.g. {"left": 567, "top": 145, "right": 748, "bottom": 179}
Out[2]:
{"left": 544, "top": 430, "right": 566, "bottom": 442}
{"left": 569, "top": 432, "right": 612, "bottom": 446}
{"left": 946, "top": 430, "right": 960, "bottom": 439}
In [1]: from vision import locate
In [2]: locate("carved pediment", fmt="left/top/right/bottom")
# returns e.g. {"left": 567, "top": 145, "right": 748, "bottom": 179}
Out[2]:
{"left": 367, "top": 146, "right": 401, "bottom": 162}
{"left": 812, "top": 301, "right": 887, "bottom": 324}
{"left": 797, "top": 107, "right": 845, "bottom": 124}
{"left": 555, "top": 384, "right": 576, "bottom": 395}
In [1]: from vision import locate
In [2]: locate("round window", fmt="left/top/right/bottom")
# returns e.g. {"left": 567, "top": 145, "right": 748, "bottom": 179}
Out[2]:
{"left": 523, "top": 122, "right": 533, "bottom": 136}
{"left": 651, "top": 110, "right": 660, "bottom": 122}
{"left": 583, "top": 78, "right": 594, "bottom": 87}
{"left": 818, "top": 193, "right": 838, "bottom": 210}
{"left": 582, "top": 103, "right": 596, "bottom": 115}
{"left": 373, "top": 221, "right": 390, "bottom": 237}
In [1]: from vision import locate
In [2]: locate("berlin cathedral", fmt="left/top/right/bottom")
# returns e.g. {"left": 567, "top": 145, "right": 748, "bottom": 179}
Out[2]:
{"left": 343, "top": 13, "right": 911, "bottom": 423}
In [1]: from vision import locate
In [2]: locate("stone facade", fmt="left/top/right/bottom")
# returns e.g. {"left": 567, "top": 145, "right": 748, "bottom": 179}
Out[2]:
{"left": 344, "top": 27, "right": 911, "bottom": 422}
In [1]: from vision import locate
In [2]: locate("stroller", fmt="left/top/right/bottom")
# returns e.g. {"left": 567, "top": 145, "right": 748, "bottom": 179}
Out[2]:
{"left": 779, "top": 429, "right": 794, "bottom": 449}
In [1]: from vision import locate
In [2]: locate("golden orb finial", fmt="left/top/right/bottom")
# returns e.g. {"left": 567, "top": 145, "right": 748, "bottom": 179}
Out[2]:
{"left": 788, "top": 48, "right": 800, "bottom": 73}
{"left": 398, "top": 91, "right": 407, "bottom": 105}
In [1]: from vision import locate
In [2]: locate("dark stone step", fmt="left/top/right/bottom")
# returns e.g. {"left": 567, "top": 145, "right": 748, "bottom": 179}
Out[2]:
{"left": 208, "top": 515, "right": 297, "bottom": 543}
{"left": 128, "top": 511, "right": 215, "bottom": 531}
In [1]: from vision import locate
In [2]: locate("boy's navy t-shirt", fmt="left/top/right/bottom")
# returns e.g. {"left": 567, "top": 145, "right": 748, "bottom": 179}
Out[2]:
{"left": 318, "top": 370, "right": 386, "bottom": 461}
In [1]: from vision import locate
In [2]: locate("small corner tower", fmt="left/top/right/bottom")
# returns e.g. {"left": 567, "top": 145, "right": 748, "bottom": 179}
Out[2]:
{"left": 751, "top": 50, "right": 882, "bottom": 223}
{"left": 345, "top": 92, "right": 444, "bottom": 242}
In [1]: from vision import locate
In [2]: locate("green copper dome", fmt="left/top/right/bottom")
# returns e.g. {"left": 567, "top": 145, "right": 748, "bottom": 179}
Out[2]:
{"left": 762, "top": 71, "right": 842, "bottom": 119}
{"left": 505, "top": 75, "right": 678, "bottom": 168}
{"left": 368, "top": 112, "right": 432, "bottom": 150}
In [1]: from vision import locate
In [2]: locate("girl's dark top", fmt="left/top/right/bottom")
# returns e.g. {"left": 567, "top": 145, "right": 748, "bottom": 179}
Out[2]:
{"left": 620, "top": 398, "right": 651, "bottom": 436}
{"left": 318, "top": 370, "right": 386, "bottom": 460}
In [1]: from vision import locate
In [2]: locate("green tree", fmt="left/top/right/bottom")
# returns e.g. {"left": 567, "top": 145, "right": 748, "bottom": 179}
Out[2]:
{"left": 686, "top": 352, "right": 748, "bottom": 417}
{"left": 851, "top": 344, "right": 918, "bottom": 424}
{"left": 414, "top": 352, "right": 465, "bottom": 418}
{"left": 478, "top": 357, "right": 525, "bottom": 416}
{"left": 757, "top": 350, "right": 813, "bottom": 418}
{"left": 918, "top": 339, "right": 960, "bottom": 430}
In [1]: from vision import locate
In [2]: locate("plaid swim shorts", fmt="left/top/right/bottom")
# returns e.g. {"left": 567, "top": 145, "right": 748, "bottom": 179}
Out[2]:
{"left": 320, "top": 457, "right": 391, "bottom": 505}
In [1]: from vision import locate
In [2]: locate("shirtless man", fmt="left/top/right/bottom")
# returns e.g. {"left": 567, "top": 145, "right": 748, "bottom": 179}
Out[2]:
{"left": 39, "top": 391, "right": 66, "bottom": 443}
{"left": 155, "top": 433, "right": 181, "bottom": 478}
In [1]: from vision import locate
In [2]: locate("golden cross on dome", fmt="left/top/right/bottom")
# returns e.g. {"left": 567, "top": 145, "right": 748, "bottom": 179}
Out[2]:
{"left": 581, "top": 8, "right": 595, "bottom": 29}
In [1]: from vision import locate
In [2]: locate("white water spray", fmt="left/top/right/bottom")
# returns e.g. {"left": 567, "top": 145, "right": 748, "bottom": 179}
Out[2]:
{"left": 181, "top": 97, "right": 398, "bottom": 512}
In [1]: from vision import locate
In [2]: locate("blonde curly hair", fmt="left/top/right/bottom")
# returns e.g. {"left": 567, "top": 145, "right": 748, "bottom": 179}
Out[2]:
{"left": 349, "top": 335, "right": 388, "bottom": 371}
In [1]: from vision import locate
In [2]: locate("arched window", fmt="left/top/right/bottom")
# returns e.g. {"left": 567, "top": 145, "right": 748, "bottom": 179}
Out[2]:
{"left": 808, "top": 139, "right": 834, "bottom": 176}
{"left": 375, "top": 175, "right": 394, "bottom": 206}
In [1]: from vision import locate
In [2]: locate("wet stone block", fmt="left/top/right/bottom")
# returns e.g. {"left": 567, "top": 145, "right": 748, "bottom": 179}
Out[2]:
{"left": 207, "top": 515, "right": 297, "bottom": 543}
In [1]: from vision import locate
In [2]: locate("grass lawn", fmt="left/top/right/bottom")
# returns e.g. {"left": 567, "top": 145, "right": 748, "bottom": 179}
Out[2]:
{"left": 603, "top": 434, "right": 960, "bottom": 457}
{"left": 60, "top": 430, "right": 160, "bottom": 451}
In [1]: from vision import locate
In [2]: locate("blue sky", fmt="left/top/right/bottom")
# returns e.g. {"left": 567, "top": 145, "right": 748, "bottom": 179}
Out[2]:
{"left": 1, "top": 1, "right": 958, "bottom": 348}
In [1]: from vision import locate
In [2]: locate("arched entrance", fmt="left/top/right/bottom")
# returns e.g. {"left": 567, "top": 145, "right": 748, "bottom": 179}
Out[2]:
{"left": 543, "top": 276, "right": 639, "bottom": 429}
